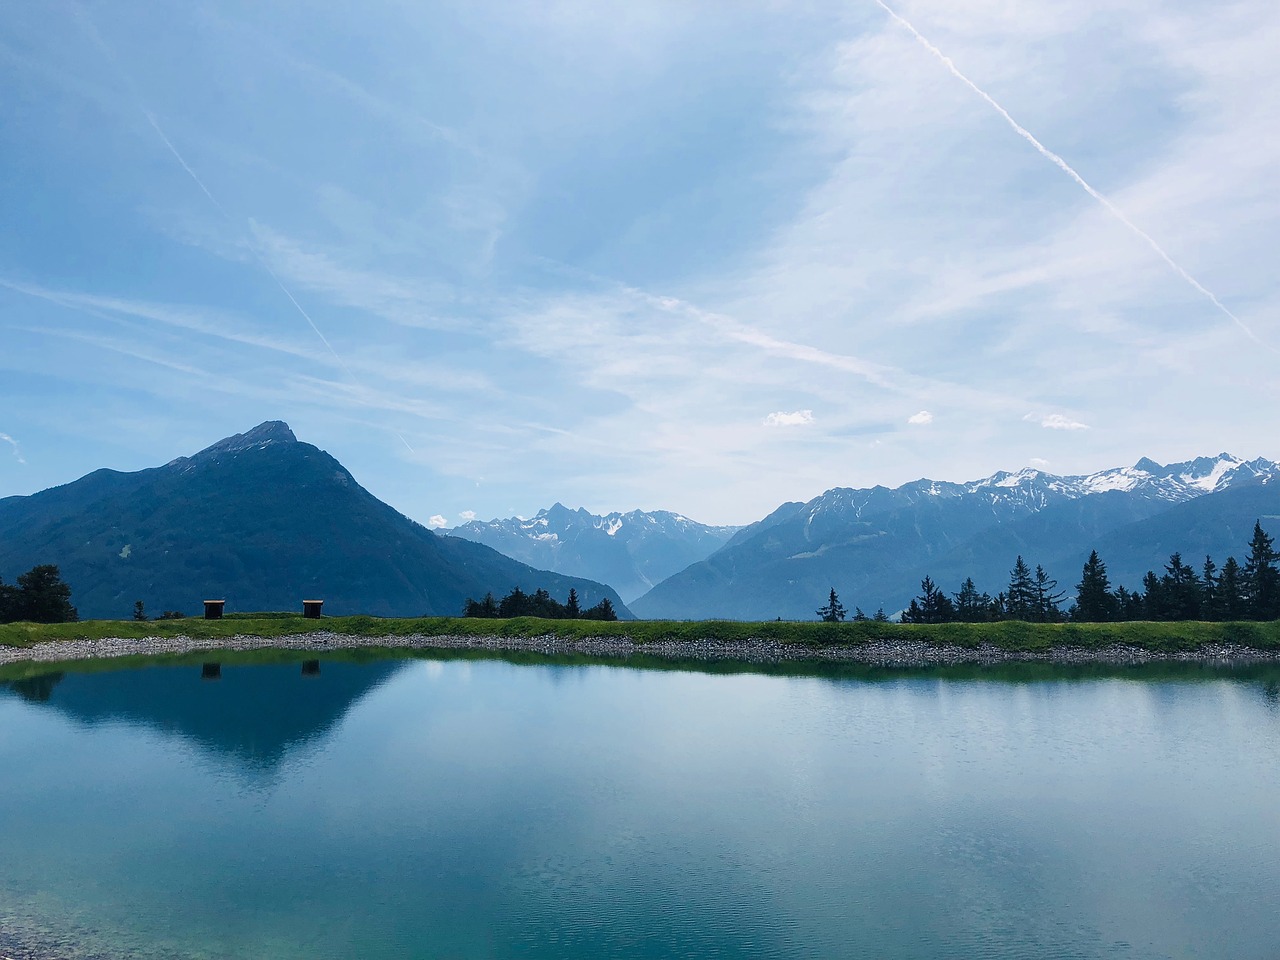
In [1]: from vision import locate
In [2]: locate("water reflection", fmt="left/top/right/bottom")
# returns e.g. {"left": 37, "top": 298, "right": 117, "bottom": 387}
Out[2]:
{"left": 0, "top": 654, "right": 405, "bottom": 769}
{"left": 1, "top": 649, "right": 1279, "bottom": 960}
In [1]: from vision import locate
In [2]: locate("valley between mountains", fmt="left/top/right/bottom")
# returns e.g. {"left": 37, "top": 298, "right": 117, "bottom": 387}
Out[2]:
{"left": 3, "top": 421, "right": 1277, "bottom": 622}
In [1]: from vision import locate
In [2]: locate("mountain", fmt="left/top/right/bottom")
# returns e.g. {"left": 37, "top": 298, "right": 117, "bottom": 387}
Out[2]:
{"left": 0, "top": 422, "right": 631, "bottom": 620}
{"left": 631, "top": 454, "right": 1280, "bottom": 620}
{"left": 447, "top": 504, "right": 739, "bottom": 602}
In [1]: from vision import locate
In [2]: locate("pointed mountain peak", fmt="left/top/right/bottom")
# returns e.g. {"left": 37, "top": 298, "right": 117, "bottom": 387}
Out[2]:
{"left": 194, "top": 421, "right": 298, "bottom": 458}
{"left": 1133, "top": 457, "right": 1163, "bottom": 473}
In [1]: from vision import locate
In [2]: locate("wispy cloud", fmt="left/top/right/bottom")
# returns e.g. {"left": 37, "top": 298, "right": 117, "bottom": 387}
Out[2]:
{"left": 0, "top": 432, "right": 25, "bottom": 464}
{"left": 872, "top": 0, "right": 1275, "bottom": 356}
{"left": 458, "top": 510, "right": 477, "bottom": 522}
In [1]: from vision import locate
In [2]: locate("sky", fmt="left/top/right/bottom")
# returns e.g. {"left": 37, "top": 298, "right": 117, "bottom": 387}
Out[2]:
{"left": 2, "top": 0, "right": 1278, "bottom": 528}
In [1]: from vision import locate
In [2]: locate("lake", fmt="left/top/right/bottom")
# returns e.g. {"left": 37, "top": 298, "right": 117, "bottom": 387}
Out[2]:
{"left": 2, "top": 651, "right": 1278, "bottom": 959}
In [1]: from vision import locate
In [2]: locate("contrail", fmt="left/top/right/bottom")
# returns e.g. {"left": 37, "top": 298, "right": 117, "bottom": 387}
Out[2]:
{"left": 71, "top": 4, "right": 416, "bottom": 452}
{"left": 147, "top": 113, "right": 416, "bottom": 453}
{"left": 872, "top": 0, "right": 1273, "bottom": 352}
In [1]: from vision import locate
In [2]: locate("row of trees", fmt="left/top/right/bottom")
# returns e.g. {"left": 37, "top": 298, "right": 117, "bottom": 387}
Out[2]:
{"left": 0, "top": 565, "right": 78, "bottom": 624}
{"left": 463, "top": 587, "right": 619, "bottom": 621}
{"left": 819, "top": 520, "right": 1280, "bottom": 624}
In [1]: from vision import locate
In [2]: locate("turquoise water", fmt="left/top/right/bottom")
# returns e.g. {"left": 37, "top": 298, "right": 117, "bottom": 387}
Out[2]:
{"left": 2, "top": 653, "right": 1279, "bottom": 959}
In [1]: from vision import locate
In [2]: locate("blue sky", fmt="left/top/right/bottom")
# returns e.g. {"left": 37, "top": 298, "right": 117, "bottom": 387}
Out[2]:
{"left": 2, "top": 0, "right": 1278, "bottom": 526}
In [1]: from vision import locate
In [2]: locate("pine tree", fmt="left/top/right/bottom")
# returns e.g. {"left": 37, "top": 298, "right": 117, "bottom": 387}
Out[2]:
{"left": 1218, "top": 557, "right": 1246, "bottom": 620}
{"left": 498, "top": 586, "right": 529, "bottom": 618}
{"left": 1113, "top": 586, "right": 1143, "bottom": 621}
{"left": 816, "top": 587, "right": 847, "bottom": 623}
{"left": 872, "top": 607, "right": 890, "bottom": 622}
{"left": 911, "top": 575, "right": 955, "bottom": 623}
{"left": 1006, "top": 557, "right": 1035, "bottom": 621}
{"left": 1074, "top": 551, "right": 1116, "bottom": 622}
{"left": 990, "top": 591, "right": 1008, "bottom": 621}
{"left": 566, "top": 588, "right": 581, "bottom": 618}
{"left": 1243, "top": 520, "right": 1280, "bottom": 620}
{"left": 133, "top": 600, "right": 147, "bottom": 622}
{"left": 1031, "top": 565, "right": 1065, "bottom": 622}
{"left": 1141, "top": 570, "right": 1163, "bottom": 620}
{"left": 14, "top": 565, "right": 77, "bottom": 623}
{"left": 953, "top": 577, "right": 990, "bottom": 623}
{"left": 582, "top": 597, "right": 618, "bottom": 621}
{"left": 852, "top": 607, "right": 869, "bottom": 622}
{"left": 1160, "top": 552, "right": 1202, "bottom": 621}
{"left": 1200, "top": 556, "right": 1219, "bottom": 620}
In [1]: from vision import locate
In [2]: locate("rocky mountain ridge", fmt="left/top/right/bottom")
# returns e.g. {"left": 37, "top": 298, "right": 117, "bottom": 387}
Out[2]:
{"left": 632, "top": 453, "right": 1279, "bottom": 620}
{"left": 448, "top": 503, "right": 739, "bottom": 603}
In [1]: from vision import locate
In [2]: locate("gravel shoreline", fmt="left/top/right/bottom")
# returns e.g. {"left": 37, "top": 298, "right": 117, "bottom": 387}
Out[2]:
{"left": 2, "top": 630, "right": 1278, "bottom": 668}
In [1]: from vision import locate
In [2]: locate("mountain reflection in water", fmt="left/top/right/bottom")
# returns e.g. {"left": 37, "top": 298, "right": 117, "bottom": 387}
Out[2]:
{"left": 0, "top": 655, "right": 406, "bottom": 769}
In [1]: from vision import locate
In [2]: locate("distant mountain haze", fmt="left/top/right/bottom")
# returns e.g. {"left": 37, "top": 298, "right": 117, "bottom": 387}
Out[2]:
{"left": 0, "top": 422, "right": 631, "bottom": 620}
{"left": 631, "top": 454, "right": 1280, "bottom": 620}
{"left": 3, "top": 429, "right": 1274, "bottom": 624}
{"left": 447, "top": 504, "right": 739, "bottom": 602}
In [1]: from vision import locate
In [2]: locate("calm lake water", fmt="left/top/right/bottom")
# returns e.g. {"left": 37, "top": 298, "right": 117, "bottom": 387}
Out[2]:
{"left": 2, "top": 652, "right": 1279, "bottom": 959}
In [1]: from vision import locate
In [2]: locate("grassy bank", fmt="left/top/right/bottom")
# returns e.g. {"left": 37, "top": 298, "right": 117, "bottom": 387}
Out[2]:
{"left": 2, "top": 614, "right": 1279, "bottom": 653}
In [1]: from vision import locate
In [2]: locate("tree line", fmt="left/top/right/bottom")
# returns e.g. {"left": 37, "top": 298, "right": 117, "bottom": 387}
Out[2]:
{"left": 0, "top": 564, "right": 78, "bottom": 624}
{"left": 463, "top": 586, "right": 619, "bottom": 621}
{"left": 818, "top": 520, "right": 1280, "bottom": 624}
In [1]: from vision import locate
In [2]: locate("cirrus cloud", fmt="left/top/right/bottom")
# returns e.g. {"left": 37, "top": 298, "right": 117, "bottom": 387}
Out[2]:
{"left": 0, "top": 432, "right": 25, "bottom": 464}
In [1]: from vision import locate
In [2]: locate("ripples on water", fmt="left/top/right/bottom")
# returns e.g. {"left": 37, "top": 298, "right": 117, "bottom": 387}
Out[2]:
{"left": 1, "top": 652, "right": 1278, "bottom": 959}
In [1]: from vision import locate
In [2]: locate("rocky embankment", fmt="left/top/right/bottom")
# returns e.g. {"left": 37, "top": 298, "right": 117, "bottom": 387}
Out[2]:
{"left": 1, "top": 631, "right": 1275, "bottom": 668}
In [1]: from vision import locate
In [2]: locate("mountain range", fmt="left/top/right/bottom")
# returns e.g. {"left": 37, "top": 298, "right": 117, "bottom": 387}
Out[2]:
{"left": 631, "top": 453, "right": 1280, "bottom": 620}
{"left": 0, "top": 422, "right": 630, "bottom": 620}
{"left": 447, "top": 504, "right": 739, "bottom": 602}
{"left": 3, "top": 424, "right": 1277, "bottom": 623}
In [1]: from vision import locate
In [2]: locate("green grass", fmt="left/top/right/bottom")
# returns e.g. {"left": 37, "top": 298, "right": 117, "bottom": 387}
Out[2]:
{"left": 2, "top": 614, "right": 1278, "bottom": 653}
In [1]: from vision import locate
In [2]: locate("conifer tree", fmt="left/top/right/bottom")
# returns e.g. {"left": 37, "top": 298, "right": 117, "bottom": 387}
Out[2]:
{"left": 0, "top": 576, "right": 16, "bottom": 623}
{"left": 1141, "top": 570, "right": 1164, "bottom": 620}
{"left": 816, "top": 587, "right": 847, "bottom": 623}
{"left": 566, "top": 588, "right": 581, "bottom": 618}
{"left": 852, "top": 607, "right": 869, "bottom": 622}
{"left": 906, "top": 575, "right": 955, "bottom": 623}
{"left": 872, "top": 607, "right": 890, "bottom": 622}
{"left": 1112, "top": 586, "right": 1143, "bottom": 621}
{"left": 498, "top": 586, "right": 529, "bottom": 618}
{"left": 990, "top": 592, "right": 1008, "bottom": 621}
{"left": 1074, "top": 550, "right": 1115, "bottom": 622}
{"left": 1218, "top": 557, "right": 1246, "bottom": 620}
{"left": 1243, "top": 520, "right": 1280, "bottom": 619}
{"left": 1031, "top": 565, "right": 1065, "bottom": 622}
{"left": 1160, "top": 552, "right": 1201, "bottom": 621}
{"left": 1200, "top": 556, "right": 1219, "bottom": 620}
{"left": 953, "top": 577, "right": 990, "bottom": 622}
{"left": 14, "top": 565, "right": 77, "bottom": 623}
{"left": 582, "top": 597, "right": 618, "bottom": 621}
{"left": 133, "top": 600, "right": 147, "bottom": 622}
{"left": 1006, "top": 557, "right": 1035, "bottom": 621}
